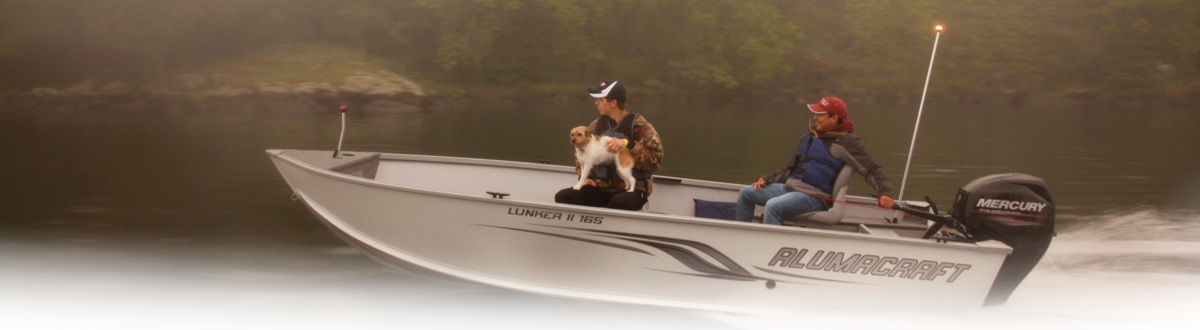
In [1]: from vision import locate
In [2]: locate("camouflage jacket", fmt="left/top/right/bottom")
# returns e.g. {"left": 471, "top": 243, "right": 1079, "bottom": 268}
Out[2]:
{"left": 577, "top": 114, "right": 664, "bottom": 195}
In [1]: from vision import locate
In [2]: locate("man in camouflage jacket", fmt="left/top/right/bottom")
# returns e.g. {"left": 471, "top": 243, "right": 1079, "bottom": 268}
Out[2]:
{"left": 555, "top": 81, "right": 664, "bottom": 210}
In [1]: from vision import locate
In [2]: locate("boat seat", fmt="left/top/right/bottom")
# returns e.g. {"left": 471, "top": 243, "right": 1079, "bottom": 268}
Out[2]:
{"left": 780, "top": 165, "right": 853, "bottom": 227}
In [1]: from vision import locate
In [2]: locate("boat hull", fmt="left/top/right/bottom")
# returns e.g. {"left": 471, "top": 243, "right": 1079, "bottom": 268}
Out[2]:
{"left": 268, "top": 150, "right": 1011, "bottom": 312}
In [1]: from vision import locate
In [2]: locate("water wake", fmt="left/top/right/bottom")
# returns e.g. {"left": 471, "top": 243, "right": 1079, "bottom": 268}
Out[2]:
{"left": 1046, "top": 207, "right": 1200, "bottom": 274}
{"left": 716, "top": 207, "right": 1200, "bottom": 329}
{"left": 962, "top": 207, "right": 1199, "bottom": 328}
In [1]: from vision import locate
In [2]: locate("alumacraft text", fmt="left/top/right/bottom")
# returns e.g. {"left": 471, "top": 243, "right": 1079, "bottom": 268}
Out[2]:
{"left": 767, "top": 247, "right": 972, "bottom": 283}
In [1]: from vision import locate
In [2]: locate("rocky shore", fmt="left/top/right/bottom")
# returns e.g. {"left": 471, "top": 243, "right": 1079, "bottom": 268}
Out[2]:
{"left": 2, "top": 67, "right": 455, "bottom": 113}
{"left": 2, "top": 70, "right": 1136, "bottom": 113}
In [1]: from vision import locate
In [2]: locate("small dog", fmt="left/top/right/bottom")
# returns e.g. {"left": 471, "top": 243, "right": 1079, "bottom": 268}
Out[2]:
{"left": 569, "top": 126, "right": 636, "bottom": 192}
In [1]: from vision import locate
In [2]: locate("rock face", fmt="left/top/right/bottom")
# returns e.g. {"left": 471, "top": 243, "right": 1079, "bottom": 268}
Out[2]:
{"left": 291, "top": 82, "right": 337, "bottom": 95}
{"left": 32, "top": 80, "right": 131, "bottom": 97}
{"left": 202, "top": 86, "right": 255, "bottom": 97}
{"left": 339, "top": 70, "right": 426, "bottom": 97}
{"left": 177, "top": 73, "right": 231, "bottom": 91}
{"left": 11, "top": 69, "right": 432, "bottom": 112}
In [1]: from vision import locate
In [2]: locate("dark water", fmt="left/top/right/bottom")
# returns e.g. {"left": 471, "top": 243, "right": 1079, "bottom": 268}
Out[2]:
{"left": 2, "top": 98, "right": 1198, "bottom": 328}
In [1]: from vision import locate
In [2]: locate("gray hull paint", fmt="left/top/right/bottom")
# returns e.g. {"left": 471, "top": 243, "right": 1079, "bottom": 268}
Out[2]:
{"left": 300, "top": 201, "right": 472, "bottom": 285}
{"left": 268, "top": 149, "right": 1014, "bottom": 312}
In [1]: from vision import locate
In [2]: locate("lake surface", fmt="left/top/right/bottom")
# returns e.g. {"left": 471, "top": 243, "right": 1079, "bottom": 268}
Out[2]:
{"left": 1, "top": 97, "right": 1198, "bottom": 329}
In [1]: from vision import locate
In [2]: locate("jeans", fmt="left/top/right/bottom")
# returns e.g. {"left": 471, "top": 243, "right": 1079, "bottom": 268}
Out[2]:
{"left": 734, "top": 183, "right": 824, "bottom": 225}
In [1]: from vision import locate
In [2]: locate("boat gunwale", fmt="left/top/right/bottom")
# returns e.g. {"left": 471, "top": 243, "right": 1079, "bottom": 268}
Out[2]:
{"left": 267, "top": 149, "right": 1012, "bottom": 254}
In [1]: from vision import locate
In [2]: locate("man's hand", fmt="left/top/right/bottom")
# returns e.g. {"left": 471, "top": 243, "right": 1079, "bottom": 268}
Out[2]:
{"left": 606, "top": 138, "right": 627, "bottom": 152}
{"left": 751, "top": 177, "right": 767, "bottom": 191}
{"left": 876, "top": 195, "right": 895, "bottom": 209}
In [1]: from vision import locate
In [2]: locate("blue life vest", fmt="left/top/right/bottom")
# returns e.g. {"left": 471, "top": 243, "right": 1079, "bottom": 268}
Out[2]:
{"left": 790, "top": 135, "right": 845, "bottom": 194}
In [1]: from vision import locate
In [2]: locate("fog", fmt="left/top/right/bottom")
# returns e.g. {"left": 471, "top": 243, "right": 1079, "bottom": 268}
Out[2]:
{"left": 2, "top": 0, "right": 1196, "bottom": 103}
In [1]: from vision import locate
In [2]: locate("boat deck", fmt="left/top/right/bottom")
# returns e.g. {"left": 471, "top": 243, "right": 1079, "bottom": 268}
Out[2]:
{"left": 275, "top": 149, "right": 930, "bottom": 238}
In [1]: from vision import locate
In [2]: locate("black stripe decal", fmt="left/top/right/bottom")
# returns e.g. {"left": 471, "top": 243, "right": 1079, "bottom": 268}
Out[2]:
{"left": 477, "top": 224, "right": 652, "bottom": 255}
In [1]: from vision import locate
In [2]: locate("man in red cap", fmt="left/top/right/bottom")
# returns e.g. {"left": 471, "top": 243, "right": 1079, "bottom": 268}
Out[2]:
{"left": 733, "top": 96, "right": 895, "bottom": 226}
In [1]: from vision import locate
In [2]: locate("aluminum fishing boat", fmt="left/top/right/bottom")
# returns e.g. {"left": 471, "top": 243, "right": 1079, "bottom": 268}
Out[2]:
{"left": 266, "top": 148, "right": 1054, "bottom": 313}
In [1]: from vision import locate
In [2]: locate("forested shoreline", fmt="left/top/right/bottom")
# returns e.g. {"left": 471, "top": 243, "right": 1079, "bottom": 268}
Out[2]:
{"left": 2, "top": 0, "right": 1197, "bottom": 104}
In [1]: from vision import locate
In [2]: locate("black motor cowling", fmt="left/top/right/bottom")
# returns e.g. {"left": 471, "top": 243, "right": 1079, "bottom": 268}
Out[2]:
{"left": 952, "top": 173, "right": 1055, "bottom": 306}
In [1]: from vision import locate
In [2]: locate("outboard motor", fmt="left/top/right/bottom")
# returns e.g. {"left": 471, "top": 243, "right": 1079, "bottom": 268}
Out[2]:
{"left": 952, "top": 173, "right": 1055, "bottom": 306}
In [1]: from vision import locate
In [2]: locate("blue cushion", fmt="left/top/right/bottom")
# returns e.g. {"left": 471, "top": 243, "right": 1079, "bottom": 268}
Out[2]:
{"left": 694, "top": 199, "right": 737, "bottom": 220}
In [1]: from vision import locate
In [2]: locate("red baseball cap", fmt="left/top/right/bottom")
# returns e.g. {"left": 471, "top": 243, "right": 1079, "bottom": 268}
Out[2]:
{"left": 808, "top": 97, "right": 847, "bottom": 118}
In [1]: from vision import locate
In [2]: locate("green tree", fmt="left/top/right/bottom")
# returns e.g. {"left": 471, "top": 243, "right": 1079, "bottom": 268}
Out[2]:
{"left": 838, "top": 0, "right": 937, "bottom": 98}
{"left": 1085, "top": 0, "right": 1200, "bottom": 99}
{"left": 677, "top": 0, "right": 801, "bottom": 91}
{"left": 3, "top": 0, "right": 1200, "bottom": 100}
{"left": 408, "top": 0, "right": 524, "bottom": 82}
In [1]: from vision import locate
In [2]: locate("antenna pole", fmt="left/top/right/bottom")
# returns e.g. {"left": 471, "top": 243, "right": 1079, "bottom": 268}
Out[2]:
{"left": 898, "top": 25, "right": 943, "bottom": 201}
